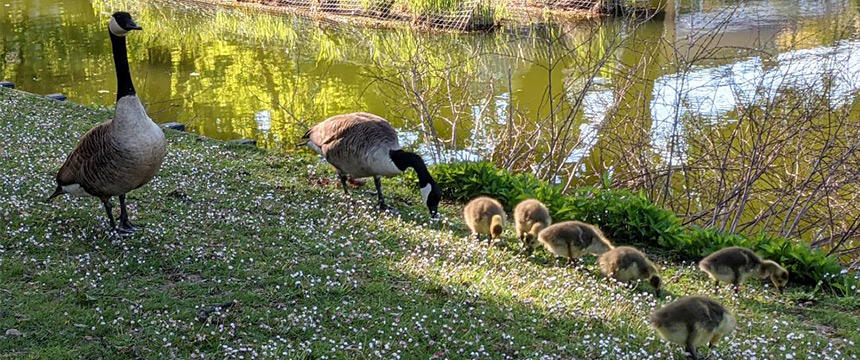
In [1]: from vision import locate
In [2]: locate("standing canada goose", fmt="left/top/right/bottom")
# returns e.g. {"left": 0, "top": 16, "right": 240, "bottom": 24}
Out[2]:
{"left": 537, "top": 221, "right": 614, "bottom": 264}
{"left": 302, "top": 112, "right": 441, "bottom": 217}
{"left": 650, "top": 296, "right": 736, "bottom": 360}
{"left": 698, "top": 246, "right": 789, "bottom": 294}
{"left": 598, "top": 246, "right": 661, "bottom": 293}
{"left": 513, "top": 199, "right": 551, "bottom": 254}
{"left": 47, "top": 12, "right": 165, "bottom": 235}
{"left": 463, "top": 196, "right": 506, "bottom": 242}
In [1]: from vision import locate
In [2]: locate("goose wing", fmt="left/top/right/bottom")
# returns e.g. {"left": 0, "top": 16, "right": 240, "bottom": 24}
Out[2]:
{"left": 308, "top": 113, "right": 400, "bottom": 174}
{"left": 55, "top": 123, "right": 115, "bottom": 197}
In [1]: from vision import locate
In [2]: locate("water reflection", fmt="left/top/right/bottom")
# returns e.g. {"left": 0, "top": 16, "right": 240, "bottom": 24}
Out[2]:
{"left": 0, "top": 0, "right": 857, "bottom": 165}
{"left": 649, "top": 39, "right": 860, "bottom": 163}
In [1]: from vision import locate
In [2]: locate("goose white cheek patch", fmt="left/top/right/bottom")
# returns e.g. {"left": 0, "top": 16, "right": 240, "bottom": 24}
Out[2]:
{"left": 420, "top": 184, "right": 432, "bottom": 204}
{"left": 108, "top": 17, "right": 128, "bottom": 37}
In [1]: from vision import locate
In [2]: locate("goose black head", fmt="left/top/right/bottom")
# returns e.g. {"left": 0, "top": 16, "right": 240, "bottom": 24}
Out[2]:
{"left": 421, "top": 181, "right": 441, "bottom": 219}
{"left": 390, "top": 149, "right": 441, "bottom": 219}
{"left": 109, "top": 12, "right": 142, "bottom": 37}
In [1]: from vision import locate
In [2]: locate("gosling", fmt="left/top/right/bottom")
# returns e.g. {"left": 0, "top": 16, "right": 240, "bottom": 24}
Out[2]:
{"left": 598, "top": 246, "right": 661, "bottom": 293}
{"left": 463, "top": 196, "right": 506, "bottom": 243}
{"left": 537, "top": 221, "right": 614, "bottom": 264}
{"left": 698, "top": 246, "right": 789, "bottom": 294}
{"left": 513, "top": 199, "right": 551, "bottom": 255}
{"left": 651, "top": 296, "right": 736, "bottom": 360}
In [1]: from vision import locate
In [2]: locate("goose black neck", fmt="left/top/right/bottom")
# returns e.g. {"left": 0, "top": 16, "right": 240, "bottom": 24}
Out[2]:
{"left": 390, "top": 150, "right": 434, "bottom": 186}
{"left": 109, "top": 32, "right": 135, "bottom": 101}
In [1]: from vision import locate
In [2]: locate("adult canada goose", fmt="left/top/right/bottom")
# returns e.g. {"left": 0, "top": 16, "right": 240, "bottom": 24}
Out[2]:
{"left": 47, "top": 12, "right": 165, "bottom": 235}
{"left": 513, "top": 199, "right": 551, "bottom": 255}
{"left": 650, "top": 296, "right": 736, "bottom": 360}
{"left": 698, "top": 246, "right": 789, "bottom": 294}
{"left": 463, "top": 196, "right": 506, "bottom": 242}
{"left": 302, "top": 112, "right": 441, "bottom": 217}
{"left": 537, "top": 221, "right": 614, "bottom": 264}
{"left": 598, "top": 246, "right": 661, "bottom": 293}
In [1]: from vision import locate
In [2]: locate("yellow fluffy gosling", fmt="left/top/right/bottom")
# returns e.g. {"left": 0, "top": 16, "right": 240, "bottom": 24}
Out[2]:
{"left": 463, "top": 196, "right": 506, "bottom": 243}
{"left": 698, "top": 246, "right": 789, "bottom": 294}
{"left": 651, "top": 296, "right": 736, "bottom": 360}
{"left": 537, "top": 221, "right": 614, "bottom": 263}
{"left": 513, "top": 199, "right": 551, "bottom": 255}
{"left": 598, "top": 246, "right": 661, "bottom": 293}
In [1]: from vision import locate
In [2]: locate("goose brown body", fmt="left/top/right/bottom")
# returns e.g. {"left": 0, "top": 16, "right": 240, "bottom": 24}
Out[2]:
{"left": 463, "top": 196, "right": 506, "bottom": 239}
{"left": 303, "top": 112, "right": 442, "bottom": 217}
{"left": 305, "top": 112, "right": 402, "bottom": 178}
{"left": 49, "top": 12, "right": 163, "bottom": 234}
{"left": 513, "top": 199, "right": 551, "bottom": 252}
{"left": 56, "top": 96, "right": 165, "bottom": 198}
{"left": 650, "top": 296, "right": 736, "bottom": 359}
{"left": 537, "top": 221, "right": 614, "bottom": 261}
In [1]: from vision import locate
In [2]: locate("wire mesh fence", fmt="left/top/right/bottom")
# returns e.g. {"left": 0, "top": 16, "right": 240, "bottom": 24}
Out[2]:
{"left": 228, "top": 0, "right": 661, "bottom": 31}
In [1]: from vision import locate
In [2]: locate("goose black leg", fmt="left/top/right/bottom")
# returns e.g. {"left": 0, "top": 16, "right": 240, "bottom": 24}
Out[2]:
{"left": 101, "top": 198, "right": 116, "bottom": 229}
{"left": 117, "top": 194, "right": 138, "bottom": 234}
{"left": 373, "top": 176, "right": 386, "bottom": 209}
{"left": 374, "top": 176, "right": 397, "bottom": 213}
{"left": 337, "top": 173, "right": 349, "bottom": 195}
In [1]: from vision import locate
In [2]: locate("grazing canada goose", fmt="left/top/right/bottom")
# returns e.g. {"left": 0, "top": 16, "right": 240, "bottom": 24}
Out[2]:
{"left": 698, "top": 246, "right": 789, "bottom": 294}
{"left": 47, "top": 12, "right": 165, "bottom": 235}
{"left": 651, "top": 296, "right": 736, "bottom": 360}
{"left": 463, "top": 196, "right": 506, "bottom": 242}
{"left": 513, "top": 199, "right": 551, "bottom": 254}
{"left": 302, "top": 112, "right": 441, "bottom": 217}
{"left": 598, "top": 246, "right": 661, "bottom": 293}
{"left": 537, "top": 221, "right": 614, "bottom": 263}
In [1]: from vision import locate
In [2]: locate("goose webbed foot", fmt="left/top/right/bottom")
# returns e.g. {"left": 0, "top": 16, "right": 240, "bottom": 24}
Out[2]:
{"left": 378, "top": 202, "right": 400, "bottom": 215}
{"left": 117, "top": 219, "right": 140, "bottom": 234}
{"left": 116, "top": 194, "right": 140, "bottom": 234}
{"left": 115, "top": 225, "right": 138, "bottom": 236}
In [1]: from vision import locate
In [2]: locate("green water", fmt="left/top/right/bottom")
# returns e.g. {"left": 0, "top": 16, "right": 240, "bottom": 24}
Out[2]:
{"left": 2, "top": 0, "right": 859, "bottom": 244}
{"left": 1, "top": 0, "right": 854, "bottom": 154}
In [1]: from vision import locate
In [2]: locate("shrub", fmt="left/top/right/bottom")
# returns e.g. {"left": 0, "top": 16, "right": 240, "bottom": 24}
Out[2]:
{"left": 430, "top": 161, "right": 849, "bottom": 290}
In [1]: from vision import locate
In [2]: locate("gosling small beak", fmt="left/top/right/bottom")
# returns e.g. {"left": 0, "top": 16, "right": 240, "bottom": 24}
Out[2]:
{"left": 779, "top": 286, "right": 785, "bottom": 294}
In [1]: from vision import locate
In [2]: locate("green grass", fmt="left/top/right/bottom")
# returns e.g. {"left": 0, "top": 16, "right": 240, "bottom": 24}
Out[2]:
{"left": 0, "top": 86, "right": 858, "bottom": 359}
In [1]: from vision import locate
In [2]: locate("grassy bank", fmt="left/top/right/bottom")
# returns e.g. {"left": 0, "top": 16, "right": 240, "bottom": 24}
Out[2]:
{"left": 427, "top": 162, "right": 853, "bottom": 290}
{"left": 1, "top": 86, "right": 858, "bottom": 359}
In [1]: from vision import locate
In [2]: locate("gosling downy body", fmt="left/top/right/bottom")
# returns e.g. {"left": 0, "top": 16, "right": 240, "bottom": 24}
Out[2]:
{"left": 463, "top": 196, "right": 506, "bottom": 242}
{"left": 537, "top": 221, "right": 614, "bottom": 263}
{"left": 48, "top": 12, "right": 165, "bottom": 235}
{"left": 598, "top": 246, "right": 661, "bottom": 292}
{"left": 698, "top": 246, "right": 789, "bottom": 293}
{"left": 513, "top": 199, "right": 551, "bottom": 254}
{"left": 651, "top": 296, "right": 736, "bottom": 360}
{"left": 302, "top": 112, "right": 441, "bottom": 217}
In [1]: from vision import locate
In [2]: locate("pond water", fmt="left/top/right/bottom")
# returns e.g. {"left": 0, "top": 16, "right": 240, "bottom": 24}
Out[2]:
{"left": 2, "top": 0, "right": 859, "bottom": 245}
{"left": 1, "top": 0, "right": 856, "bottom": 154}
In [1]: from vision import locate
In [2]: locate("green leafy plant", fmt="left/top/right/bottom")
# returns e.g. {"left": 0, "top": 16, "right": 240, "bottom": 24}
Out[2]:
{"left": 430, "top": 161, "right": 852, "bottom": 291}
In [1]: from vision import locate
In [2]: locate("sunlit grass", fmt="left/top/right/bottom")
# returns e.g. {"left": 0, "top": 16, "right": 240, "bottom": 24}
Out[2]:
{"left": 1, "top": 87, "right": 858, "bottom": 358}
